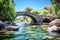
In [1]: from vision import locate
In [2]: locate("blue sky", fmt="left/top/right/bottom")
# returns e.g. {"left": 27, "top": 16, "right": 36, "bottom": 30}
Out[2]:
{"left": 14, "top": 0, "right": 51, "bottom": 11}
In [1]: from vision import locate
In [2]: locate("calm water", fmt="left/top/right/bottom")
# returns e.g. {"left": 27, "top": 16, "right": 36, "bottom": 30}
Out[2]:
{"left": 0, "top": 23, "right": 53, "bottom": 40}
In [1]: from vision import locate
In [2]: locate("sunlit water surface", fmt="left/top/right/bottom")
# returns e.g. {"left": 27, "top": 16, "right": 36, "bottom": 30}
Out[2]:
{"left": 0, "top": 23, "right": 53, "bottom": 40}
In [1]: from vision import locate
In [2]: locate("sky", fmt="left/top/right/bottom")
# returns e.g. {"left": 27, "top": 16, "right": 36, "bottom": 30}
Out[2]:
{"left": 14, "top": 0, "right": 51, "bottom": 11}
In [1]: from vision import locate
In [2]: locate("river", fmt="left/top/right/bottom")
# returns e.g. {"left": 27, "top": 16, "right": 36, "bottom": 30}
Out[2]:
{"left": 1, "top": 22, "right": 53, "bottom": 40}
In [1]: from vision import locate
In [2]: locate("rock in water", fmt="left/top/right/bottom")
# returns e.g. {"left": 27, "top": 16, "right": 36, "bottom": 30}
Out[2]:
{"left": 49, "top": 19, "right": 60, "bottom": 27}
{"left": 4, "top": 21, "right": 19, "bottom": 31}
{"left": 48, "top": 19, "right": 60, "bottom": 38}
{"left": 5, "top": 26, "right": 19, "bottom": 31}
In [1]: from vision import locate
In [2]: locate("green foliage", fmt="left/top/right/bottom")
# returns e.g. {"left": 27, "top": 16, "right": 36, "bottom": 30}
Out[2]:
{"left": 31, "top": 9, "right": 50, "bottom": 16}
{"left": 31, "top": 10, "right": 41, "bottom": 14}
{"left": 51, "top": 0, "right": 60, "bottom": 18}
{"left": 0, "top": 0, "right": 16, "bottom": 21}
{"left": 41, "top": 10, "right": 50, "bottom": 16}
{"left": 43, "top": 6, "right": 53, "bottom": 14}
{"left": 15, "top": 16, "right": 32, "bottom": 23}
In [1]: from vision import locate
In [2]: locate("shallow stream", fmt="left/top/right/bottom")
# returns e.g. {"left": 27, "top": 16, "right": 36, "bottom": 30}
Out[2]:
{"left": 0, "top": 23, "right": 53, "bottom": 40}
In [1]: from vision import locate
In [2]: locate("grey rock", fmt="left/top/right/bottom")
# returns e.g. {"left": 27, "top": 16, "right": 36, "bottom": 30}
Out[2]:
{"left": 0, "top": 21, "right": 5, "bottom": 30}
{"left": 5, "top": 26, "right": 19, "bottom": 31}
{"left": 49, "top": 19, "right": 60, "bottom": 27}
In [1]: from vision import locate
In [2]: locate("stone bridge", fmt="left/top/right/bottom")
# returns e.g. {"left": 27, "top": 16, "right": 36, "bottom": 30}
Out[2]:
{"left": 16, "top": 12, "right": 56, "bottom": 24}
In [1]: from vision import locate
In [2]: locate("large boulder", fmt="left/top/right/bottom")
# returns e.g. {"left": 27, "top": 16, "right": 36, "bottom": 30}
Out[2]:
{"left": 0, "top": 21, "right": 19, "bottom": 31}
{"left": 4, "top": 21, "right": 19, "bottom": 31}
{"left": 0, "top": 21, "right": 5, "bottom": 30}
{"left": 4, "top": 26, "right": 19, "bottom": 31}
{"left": 49, "top": 19, "right": 60, "bottom": 27}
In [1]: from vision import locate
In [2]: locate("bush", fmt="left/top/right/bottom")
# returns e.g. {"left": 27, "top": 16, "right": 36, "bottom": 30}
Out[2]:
{"left": 0, "top": 0, "right": 16, "bottom": 21}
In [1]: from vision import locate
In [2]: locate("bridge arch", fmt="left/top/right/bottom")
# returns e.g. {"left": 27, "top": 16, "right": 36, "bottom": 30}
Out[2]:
{"left": 16, "top": 12, "right": 40, "bottom": 24}
{"left": 42, "top": 18, "right": 51, "bottom": 23}
{"left": 16, "top": 12, "right": 56, "bottom": 24}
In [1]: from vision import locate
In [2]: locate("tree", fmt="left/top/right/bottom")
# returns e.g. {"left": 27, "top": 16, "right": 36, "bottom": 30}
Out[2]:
{"left": 25, "top": 7, "right": 32, "bottom": 12}
{"left": 50, "top": 0, "right": 60, "bottom": 18}
{"left": 41, "top": 10, "right": 49, "bottom": 16}
{"left": 0, "top": 0, "right": 16, "bottom": 21}
{"left": 43, "top": 6, "right": 52, "bottom": 14}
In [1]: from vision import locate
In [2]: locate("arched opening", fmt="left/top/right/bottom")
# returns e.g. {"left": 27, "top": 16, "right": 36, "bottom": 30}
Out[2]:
{"left": 42, "top": 18, "right": 51, "bottom": 23}
{"left": 27, "top": 15, "right": 38, "bottom": 24}
{"left": 15, "top": 16, "right": 36, "bottom": 24}
{"left": 16, "top": 12, "right": 40, "bottom": 24}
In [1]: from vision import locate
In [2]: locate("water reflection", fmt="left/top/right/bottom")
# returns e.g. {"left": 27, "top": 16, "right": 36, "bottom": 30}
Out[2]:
{"left": 0, "top": 22, "right": 54, "bottom": 40}
{"left": 13, "top": 23, "right": 53, "bottom": 40}
{"left": 15, "top": 22, "right": 25, "bottom": 34}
